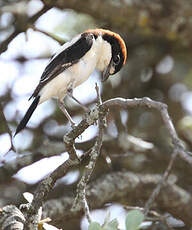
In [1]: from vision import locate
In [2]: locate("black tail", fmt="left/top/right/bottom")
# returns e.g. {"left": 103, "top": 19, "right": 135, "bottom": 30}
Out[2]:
{"left": 14, "top": 96, "right": 40, "bottom": 136}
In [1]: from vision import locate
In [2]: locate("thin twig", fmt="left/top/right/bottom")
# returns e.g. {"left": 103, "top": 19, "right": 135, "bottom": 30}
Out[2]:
{"left": 0, "top": 5, "right": 50, "bottom": 54}
{"left": 0, "top": 103, "right": 16, "bottom": 154}
{"left": 144, "top": 150, "right": 178, "bottom": 216}
{"left": 103, "top": 97, "right": 192, "bottom": 166}
{"left": 83, "top": 193, "right": 92, "bottom": 223}
{"left": 71, "top": 85, "right": 104, "bottom": 222}
{"left": 30, "top": 25, "right": 66, "bottom": 45}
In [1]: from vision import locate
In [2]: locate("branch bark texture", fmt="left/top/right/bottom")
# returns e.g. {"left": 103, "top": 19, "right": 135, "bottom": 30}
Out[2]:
{"left": 43, "top": 171, "right": 192, "bottom": 227}
{"left": 21, "top": 97, "right": 192, "bottom": 229}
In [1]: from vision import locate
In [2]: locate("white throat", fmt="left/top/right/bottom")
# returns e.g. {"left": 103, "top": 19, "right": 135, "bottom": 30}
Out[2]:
{"left": 95, "top": 36, "right": 112, "bottom": 72}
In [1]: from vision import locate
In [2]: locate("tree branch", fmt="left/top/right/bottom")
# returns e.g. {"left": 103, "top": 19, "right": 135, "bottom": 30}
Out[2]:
{"left": 0, "top": 205, "right": 25, "bottom": 230}
{"left": 0, "top": 5, "right": 50, "bottom": 54}
{"left": 4, "top": 96, "right": 191, "bottom": 229}
{"left": 24, "top": 104, "right": 107, "bottom": 229}
{"left": 72, "top": 84, "right": 104, "bottom": 222}
{"left": 103, "top": 97, "right": 192, "bottom": 166}
{"left": 0, "top": 102, "right": 16, "bottom": 153}
{"left": 144, "top": 149, "right": 178, "bottom": 216}
{"left": 42, "top": 0, "right": 192, "bottom": 48}
{"left": 43, "top": 171, "right": 192, "bottom": 227}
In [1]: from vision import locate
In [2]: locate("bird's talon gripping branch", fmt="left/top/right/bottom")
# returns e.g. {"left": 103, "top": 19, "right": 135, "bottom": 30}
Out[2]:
{"left": 15, "top": 28, "right": 127, "bottom": 135}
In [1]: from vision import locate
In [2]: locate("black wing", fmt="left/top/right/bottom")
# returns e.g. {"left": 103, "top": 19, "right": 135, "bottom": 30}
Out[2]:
{"left": 29, "top": 32, "right": 94, "bottom": 99}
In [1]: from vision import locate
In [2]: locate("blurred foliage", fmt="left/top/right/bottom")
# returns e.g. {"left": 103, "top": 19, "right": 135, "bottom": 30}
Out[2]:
{"left": 125, "top": 210, "right": 144, "bottom": 230}
{"left": 54, "top": 10, "right": 96, "bottom": 37}
{"left": 88, "top": 210, "right": 144, "bottom": 230}
{"left": 1, "top": 0, "right": 192, "bottom": 229}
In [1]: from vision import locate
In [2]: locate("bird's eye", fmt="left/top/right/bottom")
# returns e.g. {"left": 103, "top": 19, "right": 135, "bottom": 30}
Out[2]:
{"left": 113, "top": 54, "right": 120, "bottom": 65}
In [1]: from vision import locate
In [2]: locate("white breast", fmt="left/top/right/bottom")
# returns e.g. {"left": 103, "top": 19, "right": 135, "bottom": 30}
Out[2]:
{"left": 71, "top": 39, "right": 101, "bottom": 87}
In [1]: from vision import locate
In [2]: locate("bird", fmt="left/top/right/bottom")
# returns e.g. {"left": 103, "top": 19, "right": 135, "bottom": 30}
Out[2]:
{"left": 14, "top": 28, "right": 127, "bottom": 136}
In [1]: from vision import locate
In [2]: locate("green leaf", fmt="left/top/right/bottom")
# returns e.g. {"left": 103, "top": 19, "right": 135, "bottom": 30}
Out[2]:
{"left": 103, "top": 219, "right": 118, "bottom": 230}
{"left": 125, "top": 210, "right": 144, "bottom": 230}
{"left": 88, "top": 222, "right": 102, "bottom": 230}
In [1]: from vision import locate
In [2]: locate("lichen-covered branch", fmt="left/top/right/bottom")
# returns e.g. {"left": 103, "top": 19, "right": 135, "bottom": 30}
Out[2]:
{"left": 24, "top": 104, "right": 107, "bottom": 229}
{"left": 2, "top": 96, "right": 192, "bottom": 229}
{"left": 72, "top": 84, "right": 104, "bottom": 221}
{"left": 0, "top": 205, "right": 25, "bottom": 230}
{"left": 103, "top": 97, "right": 192, "bottom": 166}
{"left": 43, "top": 171, "right": 192, "bottom": 227}
{"left": 1, "top": 172, "right": 192, "bottom": 228}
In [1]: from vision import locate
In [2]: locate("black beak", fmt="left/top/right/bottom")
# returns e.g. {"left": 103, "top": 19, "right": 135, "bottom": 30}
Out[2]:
{"left": 101, "top": 59, "right": 113, "bottom": 82}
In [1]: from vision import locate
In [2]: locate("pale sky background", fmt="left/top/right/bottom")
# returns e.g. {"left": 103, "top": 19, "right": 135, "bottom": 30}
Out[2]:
{"left": 0, "top": 2, "right": 126, "bottom": 229}
{"left": 1, "top": 1, "right": 192, "bottom": 229}
{"left": 0, "top": 2, "right": 102, "bottom": 177}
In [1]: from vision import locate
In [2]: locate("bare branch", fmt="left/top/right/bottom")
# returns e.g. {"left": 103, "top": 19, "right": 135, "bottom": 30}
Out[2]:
{"left": 30, "top": 25, "right": 66, "bottom": 45}
{"left": 0, "top": 102, "right": 16, "bottom": 153}
{"left": 144, "top": 149, "right": 178, "bottom": 215}
{"left": 24, "top": 104, "right": 107, "bottom": 229}
{"left": 103, "top": 97, "right": 192, "bottom": 166}
{"left": 0, "top": 5, "right": 50, "bottom": 54}
{"left": 4, "top": 96, "right": 190, "bottom": 228}
{"left": 43, "top": 0, "right": 192, "bottom": 48}
{"left": 72, "top": 84, "right": 104, "bottom": 222}
{"left": 43, "top": 171, "right": 192, "bottom": 227}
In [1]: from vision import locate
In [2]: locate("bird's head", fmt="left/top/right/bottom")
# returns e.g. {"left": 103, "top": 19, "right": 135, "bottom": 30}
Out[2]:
{"left": 85, "top": 28, "right": 127, "bottom": 81}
